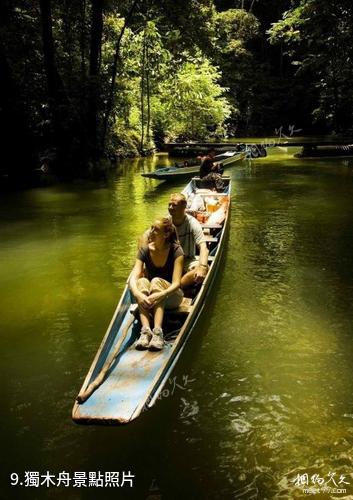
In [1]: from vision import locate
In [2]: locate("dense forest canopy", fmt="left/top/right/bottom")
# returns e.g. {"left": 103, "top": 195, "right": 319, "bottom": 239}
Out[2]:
{"left": 1, "top": 0, "right": 353, "bottom": 181}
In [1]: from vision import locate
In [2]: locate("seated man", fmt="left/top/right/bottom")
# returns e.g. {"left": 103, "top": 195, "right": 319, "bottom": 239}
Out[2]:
{"left": 168, "top": 193, "right": 209, "bottom": 289}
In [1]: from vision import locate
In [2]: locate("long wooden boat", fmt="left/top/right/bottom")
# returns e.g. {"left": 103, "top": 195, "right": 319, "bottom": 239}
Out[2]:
{"left": 165, "top": 142, "right": 267, "bottom": 158}
{"left": 141, "top": 150, "right": 244, "bottom": 180}
{"left": 295, "top": 144, "right": 353, "bottom": 158}
{"left": 72, "top": 176, "right": 231, "bottom": 424}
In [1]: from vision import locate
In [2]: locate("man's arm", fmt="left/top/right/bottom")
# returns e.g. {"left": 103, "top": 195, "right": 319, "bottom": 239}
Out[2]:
{"left": 198, "top": 241, "right": 209, "bottom": 268}
{"left": 194, "top": 241, "right": 208, "bottom": 283}
{"left": 191, "top": 217, "right": 209, "bottom": 268}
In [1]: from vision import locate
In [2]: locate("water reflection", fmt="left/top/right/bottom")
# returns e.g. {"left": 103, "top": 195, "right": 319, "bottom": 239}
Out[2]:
{"left": 0, "top": 154, "right": 353, "bottom": 498}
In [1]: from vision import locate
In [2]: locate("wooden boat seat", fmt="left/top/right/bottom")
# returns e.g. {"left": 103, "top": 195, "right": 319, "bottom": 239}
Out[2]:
{"left": 203, "top": 235, "right": 218, "bottom": 243}
{"left": 201, "top": 223, "right": 222, "bottom": 229}
{"left": 196, "top": 192, "right": 228, "bottom": 198}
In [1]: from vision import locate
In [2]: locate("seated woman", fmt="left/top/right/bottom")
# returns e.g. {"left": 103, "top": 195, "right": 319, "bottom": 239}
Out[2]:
{"left": 129, "top": 218, "right": 184, "bottom": 351}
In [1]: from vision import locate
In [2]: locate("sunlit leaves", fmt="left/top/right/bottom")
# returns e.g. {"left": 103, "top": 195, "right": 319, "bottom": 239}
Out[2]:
{"left": 154, "top": 58, "right": 231, "bottom": 140}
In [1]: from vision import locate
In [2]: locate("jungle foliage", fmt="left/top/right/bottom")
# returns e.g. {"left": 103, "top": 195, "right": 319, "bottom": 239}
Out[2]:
{"left": 1, "top": 0, "right": 353, "bottom": 180}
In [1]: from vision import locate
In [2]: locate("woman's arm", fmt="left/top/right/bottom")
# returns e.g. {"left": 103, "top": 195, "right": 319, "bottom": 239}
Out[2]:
{"left": 138, "top": 230, "right": 150, "bottom": 249}
{"left": 129, "top": 259, "right": 151, "bottom": 309}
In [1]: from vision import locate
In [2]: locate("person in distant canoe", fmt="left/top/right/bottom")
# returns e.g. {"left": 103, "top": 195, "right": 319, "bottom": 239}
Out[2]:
{"left": 130, "top": 218, "right": 184, "bottom": 351}
{"left": 199, "top": 149, "right": 224, "bottom": 190}
{"left": 168, "top": 193, "right": 209, "bottom": 289}
{"left": 199, "top": 148, "right": 220, "bottom": 178}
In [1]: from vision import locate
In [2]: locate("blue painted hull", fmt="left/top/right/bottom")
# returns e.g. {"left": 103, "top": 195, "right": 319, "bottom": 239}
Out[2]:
{"left": 141, "top": 151, "right": 244, "bottom": 180}
{"left": 72, "top": 177, "right": 231, "bottom": 424}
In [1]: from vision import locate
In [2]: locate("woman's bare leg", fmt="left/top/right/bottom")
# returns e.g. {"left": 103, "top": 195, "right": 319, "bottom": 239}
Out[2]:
{"left": 139, "top": 306, "right": 151, "bottom": 329}
{"left": 136, "top": 278, "right": 152, "bottom": 329}
{"left": 153, "top": 302, "right": 165, "bottom": 329}
{"left": 150, "top": 277, "right": 169, "bottom": 330}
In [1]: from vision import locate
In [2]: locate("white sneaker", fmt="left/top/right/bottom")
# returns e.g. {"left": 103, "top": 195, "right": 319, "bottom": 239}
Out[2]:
{"left": 149, "top": 327, "right": 164, "bottom": 351}
{"left": 135, "top": 327, "right": 152, "bottom": 350}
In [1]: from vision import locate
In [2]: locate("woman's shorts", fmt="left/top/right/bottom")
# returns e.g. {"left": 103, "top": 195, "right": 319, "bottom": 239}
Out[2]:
{"left": 136, "top": 277, "right": 183, "bottom": 309}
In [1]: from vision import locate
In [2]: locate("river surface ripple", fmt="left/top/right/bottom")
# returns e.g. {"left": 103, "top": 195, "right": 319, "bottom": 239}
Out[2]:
{"left": 1, "top": 153, "right": 353, "bottom": 499}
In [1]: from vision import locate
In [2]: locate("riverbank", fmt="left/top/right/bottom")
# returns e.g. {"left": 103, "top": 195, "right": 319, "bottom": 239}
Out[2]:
{"left": 2, "top": 134, "right": 353, "bottom": 192}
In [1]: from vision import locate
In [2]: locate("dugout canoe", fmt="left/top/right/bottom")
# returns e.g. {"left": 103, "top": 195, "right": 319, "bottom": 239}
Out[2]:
{"left": 141, "top": 150, "right": 245, "bottom": 180}
{"left": 295, "top": 144, "right": 353, "bottom": 158}
{"left": 72, "top": 176, "right": 231, "bottom": 424}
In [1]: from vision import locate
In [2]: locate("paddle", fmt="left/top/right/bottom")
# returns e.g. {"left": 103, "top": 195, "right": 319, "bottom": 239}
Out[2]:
{"left": 77, "top": 313, "right": 136, "bottom": 404}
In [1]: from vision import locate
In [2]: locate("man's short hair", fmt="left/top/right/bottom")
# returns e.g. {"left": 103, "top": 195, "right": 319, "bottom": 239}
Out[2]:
{"left": 170, "top": 193, "right": 187, "bottom": 207}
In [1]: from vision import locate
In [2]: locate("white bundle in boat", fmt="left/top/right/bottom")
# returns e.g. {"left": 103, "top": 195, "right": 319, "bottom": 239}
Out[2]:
{"left": 188, "top": 194, "right": 205, "bottom": 211}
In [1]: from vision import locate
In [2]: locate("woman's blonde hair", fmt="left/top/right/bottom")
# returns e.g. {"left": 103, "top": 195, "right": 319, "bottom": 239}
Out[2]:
{"left": 151, "top": 217, "right": 179, "bottom": 244}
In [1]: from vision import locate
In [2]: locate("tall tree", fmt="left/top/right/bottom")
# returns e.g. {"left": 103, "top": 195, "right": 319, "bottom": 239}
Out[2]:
{"left": 39, "top": 0, "right": 81, "bottom": 174}
{"left": 87, "top": 0, "right": 104, "bottom": 160}
{"left": 39, "top": 0, "right": 65, "bottom": 104}
{"left": 101, "top": 0, "right": 140, "bottom": 152}
{"left": 269, "top": 0, "right": 353, "bottom": 132}
{"left": 0, "top": 1, "right": 37, "bottom": 181}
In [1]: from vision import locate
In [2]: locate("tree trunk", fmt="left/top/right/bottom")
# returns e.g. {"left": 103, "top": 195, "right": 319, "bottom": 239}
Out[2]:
{"left": 79, "top": 0, "right": 87, "bottom": 157}
{"left": 146, "top": 45, "right": 151, "bottom": 147}
{"left": 89, "top": 0, "right": 103, "bottom": 77}
{"left": 0, "top": 41, "right": 36, "bottom": 180}
{"left": 88, "top": 0, "right": 103, "bottom": 160}
{"left": 0, "top": 2, "right": 36, "bottom": 180}
{"left": 80, "top": 0, "right": 87, "bottom": 76}
{"left": 100, "top": 0, "right": 139, "bottom": 152}
{"left": 39, "top": 0, "right": 63, "bottom": 102}
{"left": 279, "top": 42, "right": 283, "bottom": 78}
{"left": 63, "top": 0, "right": 73, "bottom": 78}
{"left": 39, "top": 0, "right": 76, "bottom": 174}
{"left": 140, "top": 30, "right": 146, "bottom": 151}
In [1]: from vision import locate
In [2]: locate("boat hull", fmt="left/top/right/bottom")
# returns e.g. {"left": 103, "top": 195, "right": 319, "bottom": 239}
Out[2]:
{"left": 141, "top": 151, "right": 244, "bottom": 180}
{"left": 73, "top": 177, "right": 231, "bottom": 424}
{"left": 295, "top": 144, "right": 353, "bottom": 158}
{"left": 142, "top": 165, "right": 201, "bottom": 180}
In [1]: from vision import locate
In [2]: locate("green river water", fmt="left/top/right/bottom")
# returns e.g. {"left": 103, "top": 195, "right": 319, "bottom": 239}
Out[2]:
{"left": 1, "top": 147, "right": 353, "bottom": 500}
